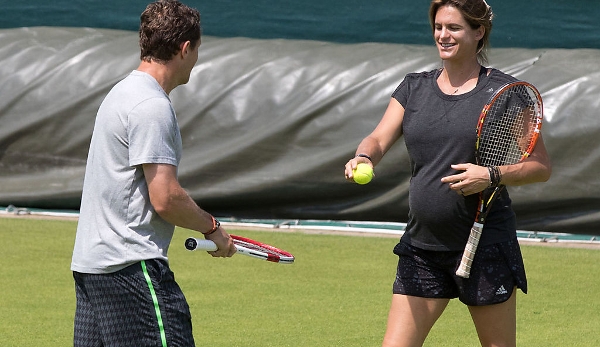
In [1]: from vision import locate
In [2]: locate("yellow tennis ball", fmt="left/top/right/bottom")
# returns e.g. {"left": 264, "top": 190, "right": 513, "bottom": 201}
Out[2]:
{"left": 353, "top": 163, "right": 373, "bottom": 185}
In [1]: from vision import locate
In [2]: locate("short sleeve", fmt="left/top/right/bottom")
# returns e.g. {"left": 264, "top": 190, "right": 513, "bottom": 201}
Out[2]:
{"left": 128, "top": 97, "right": 181, "bottom": 167}
{"left": 391, "top": 76, "right": 410, "bottom": 108}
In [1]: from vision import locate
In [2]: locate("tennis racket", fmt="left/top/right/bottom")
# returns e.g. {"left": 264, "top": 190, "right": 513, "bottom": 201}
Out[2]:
{"left": 456, "top": 81, "right": 543, "bottom": 278}
{"left": 185, "top": 235, "right": 295, "bottom": 264}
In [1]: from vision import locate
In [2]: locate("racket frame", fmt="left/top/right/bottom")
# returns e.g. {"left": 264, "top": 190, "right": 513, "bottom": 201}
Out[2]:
{"left": 185, "top": 235, "right": 295, "bottom": 264}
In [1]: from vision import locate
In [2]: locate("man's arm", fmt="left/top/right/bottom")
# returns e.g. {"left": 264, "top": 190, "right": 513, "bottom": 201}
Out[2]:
{"left": 143, "top": 163, "right": 235, "bottom": 257}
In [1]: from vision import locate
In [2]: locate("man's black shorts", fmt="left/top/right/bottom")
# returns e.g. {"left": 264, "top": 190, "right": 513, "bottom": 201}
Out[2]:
{"left": 392, "top": 238, "right": 527, "bottom": 306}
{"left": 74, "top": 259, "right": 194, "bottom": 347}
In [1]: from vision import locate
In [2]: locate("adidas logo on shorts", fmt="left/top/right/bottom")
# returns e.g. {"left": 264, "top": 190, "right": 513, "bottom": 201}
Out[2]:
{"left": 495, "top": 285, "right": 508, "bottom": 295}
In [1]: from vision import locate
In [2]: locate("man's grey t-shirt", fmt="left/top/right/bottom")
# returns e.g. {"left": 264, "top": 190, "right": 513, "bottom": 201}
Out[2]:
{"left": 71, "top": 70, "right": 182, "bottom": 274}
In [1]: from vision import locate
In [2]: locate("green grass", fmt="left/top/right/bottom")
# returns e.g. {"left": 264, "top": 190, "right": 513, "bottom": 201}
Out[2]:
{"left": 0, "top": 217, "right": 598, "bottom": 346}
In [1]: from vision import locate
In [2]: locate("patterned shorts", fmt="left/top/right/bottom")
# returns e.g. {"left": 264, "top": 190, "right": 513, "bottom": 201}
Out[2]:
{"left": 392, "top": 238, "right": 527, "bottom": 306}
{"left": 73, "top": 259, "right": 195, "bottom": 347}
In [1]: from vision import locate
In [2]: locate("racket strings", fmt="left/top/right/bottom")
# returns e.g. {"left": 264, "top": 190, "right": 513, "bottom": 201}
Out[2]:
{"left": 478, "top": 85, "right": 540, "bottom": 167}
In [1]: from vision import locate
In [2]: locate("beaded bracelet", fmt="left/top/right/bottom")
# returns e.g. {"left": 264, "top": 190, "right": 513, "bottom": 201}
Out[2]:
{"left": 202, "top": 215, "right": 220, "bottom": 235}
{"left": 487, "top": 166, "right": 495, "bottom": 188}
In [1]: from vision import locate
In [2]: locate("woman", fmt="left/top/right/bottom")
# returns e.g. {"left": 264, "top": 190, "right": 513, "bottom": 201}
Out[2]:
{"left": 344, "top": 1, "right": 551, "bottom": 346}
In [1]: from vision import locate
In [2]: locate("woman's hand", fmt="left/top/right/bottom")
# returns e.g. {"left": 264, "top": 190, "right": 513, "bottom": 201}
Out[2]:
{"left": 441, "top": 163, "right": 490, "bottom": 196}
{"left": 344, "top": 157, "right": 373, "bottom": 183}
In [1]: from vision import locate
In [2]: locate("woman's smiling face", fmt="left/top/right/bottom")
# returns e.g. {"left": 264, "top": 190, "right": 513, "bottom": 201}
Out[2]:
{"left": 433, "top": 5, "right": 484, "bottom": 62}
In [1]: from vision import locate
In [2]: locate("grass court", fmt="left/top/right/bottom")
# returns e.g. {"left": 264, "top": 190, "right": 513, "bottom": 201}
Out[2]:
{"left": 1, "top": 217, "right": 598, "bottom": 346}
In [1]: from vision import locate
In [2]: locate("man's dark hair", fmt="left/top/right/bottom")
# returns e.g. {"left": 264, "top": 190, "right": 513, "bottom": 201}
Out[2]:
{"left": 139, "top": 0, "right": 201, "bottom": 63}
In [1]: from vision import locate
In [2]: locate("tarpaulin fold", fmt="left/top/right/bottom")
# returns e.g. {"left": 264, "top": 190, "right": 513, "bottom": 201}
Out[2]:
{"left": 1, "top": 27, "right": 598, "bottom": 234}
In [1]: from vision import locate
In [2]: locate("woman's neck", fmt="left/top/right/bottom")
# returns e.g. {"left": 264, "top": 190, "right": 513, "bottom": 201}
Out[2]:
{"left": 440, "top": 61, "right": 481, "bottom": 95}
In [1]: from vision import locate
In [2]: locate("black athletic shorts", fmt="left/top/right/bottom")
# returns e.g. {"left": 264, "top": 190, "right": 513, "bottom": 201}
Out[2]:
{"left": 392, "top": 238, "right": 527, "bottom": 306}
{"left": 73, "top": 259, "right": 194, "bottom": 347}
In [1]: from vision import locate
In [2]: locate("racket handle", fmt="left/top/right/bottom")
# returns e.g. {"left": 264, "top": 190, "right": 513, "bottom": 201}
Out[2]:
{"left": 456, "top": 223, "right": 483, "bottom": 278}
{"left": 185, "top": 237, "right": 218, "bottom": 251}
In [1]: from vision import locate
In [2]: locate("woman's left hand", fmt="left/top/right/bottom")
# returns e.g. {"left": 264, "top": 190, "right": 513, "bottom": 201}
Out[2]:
{"left": 441, "top": 163, "right": 490, "bottom": 196}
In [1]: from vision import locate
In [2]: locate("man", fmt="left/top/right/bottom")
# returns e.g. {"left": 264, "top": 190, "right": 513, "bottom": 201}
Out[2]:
{"left": 71, "top": 1, "right": 236, "bottom": 346}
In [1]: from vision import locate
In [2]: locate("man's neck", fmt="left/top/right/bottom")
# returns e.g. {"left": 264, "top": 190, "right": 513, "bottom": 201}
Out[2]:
{"left": 137, "top": 60, "right": 178, "bottom": 95}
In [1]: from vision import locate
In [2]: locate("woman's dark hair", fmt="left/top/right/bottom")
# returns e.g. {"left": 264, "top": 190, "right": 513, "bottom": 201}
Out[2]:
{"left": 429, "top": 0, "right": 494, "bottom": 64}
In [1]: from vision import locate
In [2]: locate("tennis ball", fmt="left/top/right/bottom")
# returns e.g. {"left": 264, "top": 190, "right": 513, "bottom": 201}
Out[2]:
{"left": 353, "top": 163, "right": 373, "bottom": 185}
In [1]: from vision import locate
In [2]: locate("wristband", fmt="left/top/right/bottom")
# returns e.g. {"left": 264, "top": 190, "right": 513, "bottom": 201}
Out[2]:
{"left": 355, "top": 153, "right": 372, "bottom": 162}
{"left": 494, "top": 166, "right": 503, "bottom": 185}
{"left": 487, "top": 166, "right": 502, "bottom": 188}
{"left": 202, "top": 216, "right": 220, "bottom": 235}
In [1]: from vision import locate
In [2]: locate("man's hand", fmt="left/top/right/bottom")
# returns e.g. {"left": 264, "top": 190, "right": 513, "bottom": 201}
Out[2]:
{"left": 204, "top": 228, "right": 236, "bottom": 257}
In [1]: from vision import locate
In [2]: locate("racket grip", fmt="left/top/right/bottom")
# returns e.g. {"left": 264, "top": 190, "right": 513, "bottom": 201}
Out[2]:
{"left": 184, "top": 237, "right": 218, "bottom": 251}
{"left": 455, "top": 223, "right": 483, "bottom": 278}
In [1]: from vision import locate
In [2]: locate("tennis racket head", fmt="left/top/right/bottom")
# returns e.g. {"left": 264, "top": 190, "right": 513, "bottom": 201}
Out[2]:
{"left": 476, "top": 81, "right": 543, "bottom": 167}
{"left": 185, "top": 235, "right": 295, "bottom": 264}
{"left": 230, "top": 235, "right": 295, "bottom": 264}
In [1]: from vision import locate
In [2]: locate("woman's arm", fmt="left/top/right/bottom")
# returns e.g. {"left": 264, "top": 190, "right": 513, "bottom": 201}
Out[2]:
{"left": 441, "top": 134, "right": 552, "bottom": 195}
{"left": 345, "top": 98, "right": 405, "bottom": 180}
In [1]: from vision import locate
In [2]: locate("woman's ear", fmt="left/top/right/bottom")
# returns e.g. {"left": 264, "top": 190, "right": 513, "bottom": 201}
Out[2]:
{"left": 475, "top": 26, "right": 485, "bottom": 41}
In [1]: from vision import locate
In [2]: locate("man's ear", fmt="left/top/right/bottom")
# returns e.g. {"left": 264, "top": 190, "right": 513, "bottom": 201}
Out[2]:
{"left": 179, "top": 41, "right": 191, "bottom": 58}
